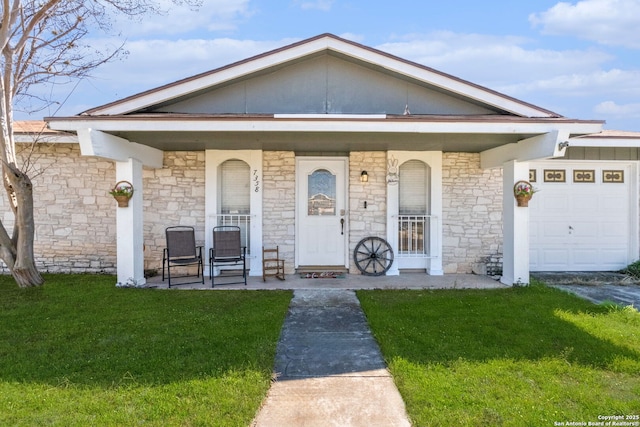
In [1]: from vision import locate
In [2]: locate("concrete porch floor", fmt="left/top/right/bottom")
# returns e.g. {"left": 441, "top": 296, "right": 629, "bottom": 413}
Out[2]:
{"left": 145, "top": 272, "right": 509, "bottom": 290}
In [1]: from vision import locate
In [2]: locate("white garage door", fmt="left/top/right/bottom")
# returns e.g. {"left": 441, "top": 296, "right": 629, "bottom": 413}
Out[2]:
{"left": 530, "top": 162, "right": 636, "bottom": 271}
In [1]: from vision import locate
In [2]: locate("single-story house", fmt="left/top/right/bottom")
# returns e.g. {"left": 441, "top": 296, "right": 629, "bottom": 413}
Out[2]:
{"left": 27, "top": 33, "right": 639, "bottom": 286}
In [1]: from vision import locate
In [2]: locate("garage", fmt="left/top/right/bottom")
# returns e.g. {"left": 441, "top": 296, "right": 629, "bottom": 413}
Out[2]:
{"left": 529, "top": 161, "right": 638, "bottom": 271}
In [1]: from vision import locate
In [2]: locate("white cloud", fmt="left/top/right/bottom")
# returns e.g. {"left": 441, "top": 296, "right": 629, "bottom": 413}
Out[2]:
{"left": 498, "top": 68, "right": 640, "bottom": 98}
{"left": 376, "top": 32, "right": 612, "bottom": 89}
{"left": 529, "top": 0, "right": 640, "bottom": 49}
{"left": 294, "top": 0, "right": 334, "bottom": 11}
{"left": 595, "top": 100, "right": 640, "bottom": 118}
{"left": 112, "top": 0, "right": 254, "bottom": 36}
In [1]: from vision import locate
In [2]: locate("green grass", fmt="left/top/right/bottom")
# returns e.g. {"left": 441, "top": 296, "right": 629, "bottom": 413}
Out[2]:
{"left": 0, "top": 274, "right": 292, "bottom": 426}
{"left": 4, "top": 275, "right": 639, "bottom": 426}
{"left": 358, "top": 284, "right": 640, "bottom": 427}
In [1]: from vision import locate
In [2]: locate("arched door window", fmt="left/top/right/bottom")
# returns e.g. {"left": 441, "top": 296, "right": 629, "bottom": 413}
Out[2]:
{"left": 308, "top": 169, "right": 336, "bottom": 216}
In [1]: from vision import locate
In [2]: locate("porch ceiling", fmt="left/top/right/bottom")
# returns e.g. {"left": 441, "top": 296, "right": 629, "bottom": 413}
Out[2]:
{"left": 104, "top": 130, "right": 526, "bottom": 152}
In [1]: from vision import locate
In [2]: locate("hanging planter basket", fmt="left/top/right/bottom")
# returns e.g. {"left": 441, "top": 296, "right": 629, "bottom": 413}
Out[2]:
{"left": 110, "top": 180, "right": 134, "bottom": 208}
{"left": 515, "top": 194, "right": 532, "bottom": 207}
{"left": 513, "top": 180, "right": 534, "bottom": 207}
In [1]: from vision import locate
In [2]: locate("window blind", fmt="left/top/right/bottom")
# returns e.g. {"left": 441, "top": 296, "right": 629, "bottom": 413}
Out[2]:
{"left": 399, "top": 160, "right": 428, "bottom": 215}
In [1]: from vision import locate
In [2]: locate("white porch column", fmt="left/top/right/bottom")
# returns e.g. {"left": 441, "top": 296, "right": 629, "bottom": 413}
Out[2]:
{"left": 501, "top": 160, "right": 530, "bottom": 286}
{"left": 115, "top": 158, "right": 145, "bottom": 286}
{"left": 386, "top": 166, "right": 400, "bottom": 276}
{"left": 428, "top": 153, "right": 443, "bottom": 275}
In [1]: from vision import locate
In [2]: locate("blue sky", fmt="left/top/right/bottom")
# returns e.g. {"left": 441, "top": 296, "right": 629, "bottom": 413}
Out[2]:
{"left": 26, "top": 0, "right": 640, "bottom": 131}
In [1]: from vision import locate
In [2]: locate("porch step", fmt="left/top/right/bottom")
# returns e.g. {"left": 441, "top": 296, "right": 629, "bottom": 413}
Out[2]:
{"left": 296, "top": 266, "right": 349, "bottom": 274}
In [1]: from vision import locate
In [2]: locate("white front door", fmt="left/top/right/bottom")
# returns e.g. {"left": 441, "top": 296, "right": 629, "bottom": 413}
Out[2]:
{"left": 296, "top": 157, "right": 348, "bottom": 267}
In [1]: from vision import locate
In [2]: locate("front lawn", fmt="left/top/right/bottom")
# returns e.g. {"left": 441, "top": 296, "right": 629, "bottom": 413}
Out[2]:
{"left": 0, "top": 275, "right": 292, "bottom": 426}
{"left": 358, "top": 284, "right": 640, "bottom": 427}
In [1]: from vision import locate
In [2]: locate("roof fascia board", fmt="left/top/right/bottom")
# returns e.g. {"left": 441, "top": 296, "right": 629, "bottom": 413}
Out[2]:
{"left": 49, "top": 117, "right": 602, "bottom": 136}
{"left": 480, "top": 130, "right": 573, "bottom": 169}
{"left": 84, "top": 35, "right": 556, "bottom": 118}
{"left": 76, "top": 128, "right": 163, "bottom": 168}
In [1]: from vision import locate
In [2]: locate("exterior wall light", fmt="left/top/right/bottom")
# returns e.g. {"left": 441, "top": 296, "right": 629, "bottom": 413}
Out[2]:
{"left": 360, "top": 171, "right": 369, "bottom": 183}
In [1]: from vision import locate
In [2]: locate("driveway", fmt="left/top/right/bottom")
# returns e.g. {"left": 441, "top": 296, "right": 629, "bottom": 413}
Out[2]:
{"left": 532, "top": 272, "right": 640, "bottom": 307}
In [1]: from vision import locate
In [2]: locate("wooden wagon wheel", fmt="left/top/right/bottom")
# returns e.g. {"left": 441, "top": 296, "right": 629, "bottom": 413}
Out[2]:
{"left": 353, "top": 236, "right": 394, "bottom": 276}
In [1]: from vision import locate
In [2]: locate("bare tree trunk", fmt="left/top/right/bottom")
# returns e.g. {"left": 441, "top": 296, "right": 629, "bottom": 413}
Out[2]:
{"left": 2, "top": 163, "right": 43, "bottom": 287}
{"left": 0, "top": 0, "right": 199, "bottom": 287}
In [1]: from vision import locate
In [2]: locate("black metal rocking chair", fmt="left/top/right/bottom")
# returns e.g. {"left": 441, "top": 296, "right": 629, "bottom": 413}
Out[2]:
{"left": 210, "top": 226, "right": 247, "bottom": 287}
{"left": 162, "top": 226, "right": 204, "bottom": 287}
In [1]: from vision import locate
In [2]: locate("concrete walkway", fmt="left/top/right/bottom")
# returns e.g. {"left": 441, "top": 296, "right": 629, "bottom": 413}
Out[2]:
{"left": 251, "top": 289, "right": 411, "bottom": 427}
{"left": 532, "top": 272, "right": 640, "bottom": 307}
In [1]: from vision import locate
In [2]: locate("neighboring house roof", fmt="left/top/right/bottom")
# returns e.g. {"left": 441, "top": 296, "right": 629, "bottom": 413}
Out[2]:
{"left": 14, "top": 120, "right": 77, "bottom": 143}
{"left": 570, "top": 129, "right": 640, "bottom": 148}
{"left": 578, "top": 129, "right": 640, "bottom": 139}
{"left": 14, "top": 121, "right": 49, "bottom": 134}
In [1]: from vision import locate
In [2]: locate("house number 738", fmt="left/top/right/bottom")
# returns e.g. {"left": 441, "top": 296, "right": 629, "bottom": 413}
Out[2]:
{"left": 253, "top": 170, "right": 260, "bottom": 192}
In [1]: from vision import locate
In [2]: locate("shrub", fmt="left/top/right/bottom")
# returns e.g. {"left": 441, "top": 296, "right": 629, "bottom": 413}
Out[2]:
{"left": 622, "top": 259, "right": 640, "bottom": 279}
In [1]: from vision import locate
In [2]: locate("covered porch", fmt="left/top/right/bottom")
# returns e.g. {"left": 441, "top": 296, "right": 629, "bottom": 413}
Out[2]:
{"left": 46, "top": 115, "right": 602, "bottom": 287}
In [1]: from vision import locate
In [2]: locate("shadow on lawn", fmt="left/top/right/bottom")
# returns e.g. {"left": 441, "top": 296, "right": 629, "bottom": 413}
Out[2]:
{"left": 0, "top": 276, "right": 292, "bottom": 387}
{"left": 359, "top": 285, "right": 640, "bottom": 369}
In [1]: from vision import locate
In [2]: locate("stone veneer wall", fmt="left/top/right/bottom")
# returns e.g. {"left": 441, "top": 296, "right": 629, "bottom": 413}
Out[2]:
{"left": 4, "top": 143, "right": 118, "bottom": 273}
{"left": 143, "top": 151, "right": 205, "bottom": 273}
{"left": 262, "top": 151, "right": 296, "bottom": 273}
{"left": 3, "top": 145, "right": 206, "bottom": 275}
{"left": 348, "top": 152, "right": 388, "bottom": 273}
{"left": 442, "top": 152, "right": 503, "bottom": 273}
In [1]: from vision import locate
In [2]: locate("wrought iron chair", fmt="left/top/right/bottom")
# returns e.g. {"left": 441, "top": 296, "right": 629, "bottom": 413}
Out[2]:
{"left": 162, "top": 226, "right": 204, "bottom": 287}
{"left": 210, "top": 226, "right": 247, "bottom": 287}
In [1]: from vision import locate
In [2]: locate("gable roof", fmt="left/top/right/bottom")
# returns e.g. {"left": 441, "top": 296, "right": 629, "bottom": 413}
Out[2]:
{"left": 81, "top": 33, "right": 560, "bottom": 118}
